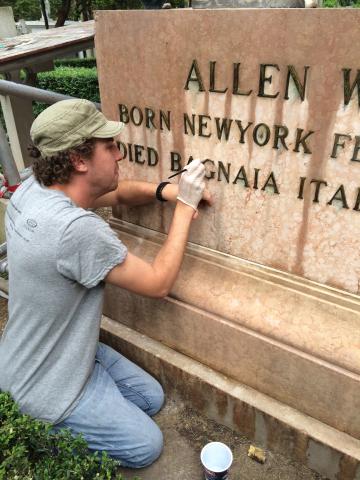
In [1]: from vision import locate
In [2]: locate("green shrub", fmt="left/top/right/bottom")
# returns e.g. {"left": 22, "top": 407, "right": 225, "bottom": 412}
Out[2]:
{"left": 0, "top": 391, "right": 125, "bottom": 479}
{"left": 36, "top": 66, "right": 99, "bottom": 102}
{"left": 54, "top": 58, "right": 98, "bottom": 69}
{"left": 34, "top": 66, "right": 100, "bottom": 117}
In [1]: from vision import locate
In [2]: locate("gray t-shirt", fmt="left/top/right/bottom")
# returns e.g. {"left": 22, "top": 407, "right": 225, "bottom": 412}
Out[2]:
{"left": 0, "top": 176, "right": 127, "bottom": 423}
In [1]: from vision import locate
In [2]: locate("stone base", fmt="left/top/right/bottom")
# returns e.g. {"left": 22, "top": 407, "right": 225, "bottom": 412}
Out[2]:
{"left": 100, "top": 317, "right": 360, "bottom": 480}
{"left": 104, "top": 219, "right": 360, "bottom": 441}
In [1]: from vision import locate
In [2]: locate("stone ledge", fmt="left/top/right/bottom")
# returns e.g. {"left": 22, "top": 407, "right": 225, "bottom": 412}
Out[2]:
{"left": 100, "top": 316, "right": 360, "bottom": 480}
{"left": 110, "top": 218, "right": 360, "bottom": 309}
{"left": 109, "top": 219, "right": 360, "bottom": 375}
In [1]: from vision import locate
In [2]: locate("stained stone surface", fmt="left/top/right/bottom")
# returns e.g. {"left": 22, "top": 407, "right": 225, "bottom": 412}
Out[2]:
{"left": 96, "top": 9, "right": 360, "bottom": 294}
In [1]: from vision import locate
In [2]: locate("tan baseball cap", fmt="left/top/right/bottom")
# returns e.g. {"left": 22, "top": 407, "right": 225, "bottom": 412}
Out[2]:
{"left": 30, "top": 98, "right": 124, "bottom": 157}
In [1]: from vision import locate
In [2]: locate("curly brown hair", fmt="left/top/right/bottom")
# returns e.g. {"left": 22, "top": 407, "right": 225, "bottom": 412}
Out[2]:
{"left": 29, "top": 139, "right": 97, "bottom": 187}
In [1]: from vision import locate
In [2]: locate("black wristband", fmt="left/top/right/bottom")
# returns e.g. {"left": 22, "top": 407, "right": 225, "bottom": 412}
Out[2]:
{"left": 156, "top": 182, "right": 170, "bottom": 202}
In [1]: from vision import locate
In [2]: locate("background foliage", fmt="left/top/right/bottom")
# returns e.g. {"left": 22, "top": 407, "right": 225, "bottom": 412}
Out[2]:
{"left": 1, "top": 0, "right": 357, "bottom": 23}
{"left": 0, "top": 0, "right": 186, "bottom": 22}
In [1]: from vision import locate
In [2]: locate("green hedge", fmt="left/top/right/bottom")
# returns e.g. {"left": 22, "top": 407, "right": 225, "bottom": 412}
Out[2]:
{"left": 54, "top": 58, "right": 97, "bottom": 69}
{"left": 0, "top": 391, "right": 126, "bottom": 480}
{"left": 34, "top": 66, "right": 100, "bottom": 117}
{"left": 36, "top": 66, "right": 99, "bottom": 102}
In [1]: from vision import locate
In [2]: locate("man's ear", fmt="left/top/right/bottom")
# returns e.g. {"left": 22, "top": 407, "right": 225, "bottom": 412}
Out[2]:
{"left": 70, "top": 153, "right": 88, "bottom": 173}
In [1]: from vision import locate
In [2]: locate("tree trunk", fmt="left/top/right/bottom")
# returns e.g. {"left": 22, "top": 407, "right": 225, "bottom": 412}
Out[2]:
{"left": 55, "top": 0, "right": 72, "bottom": 27}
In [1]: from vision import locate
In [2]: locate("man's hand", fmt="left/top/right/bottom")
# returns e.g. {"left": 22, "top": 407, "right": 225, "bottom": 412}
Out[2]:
{"left": 162, "top": 183, "right": 213, "bottom": 207}
{"left": 162, "top": 168, "right": 213, "bottom": 209}
{"left": 177, "top": 159, "right": 205, "bottom": 211}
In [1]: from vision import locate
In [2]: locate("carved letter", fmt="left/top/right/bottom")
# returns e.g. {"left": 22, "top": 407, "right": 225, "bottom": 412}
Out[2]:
{"left": 351, "top": 136, "right": 360, "bottom": 162}
{"left": 253, "top": 123, "right": 271, "bottom": 147}
{"left": 134, "top": 144, "right": 145, "bottom": 164}
{"left": 261, "top": 172, "right": 280, "bottom": 194}
{"left": 128, "top": 143, "right": 134, "bottom": 162}
{"left": 310, "top": 179, "right": 327, "bottom": 203}
{"left": 184, "top": 59, "right": 205, "bottom": 92}
{"left": 233, "top": 63, "right": 252, "bottom": 96}
{"left": 253, "top": 168, "right": 260, "bottom": 189}
{"left": 203, "top": 159, "right": 216, "bottom": 179}
{"left": 170, "top": 151, "right": 182, "bottom": 171}
{"left": 327, "top": 185, "right": 349, "bottom": 209}
{"left": 284, "top": 65, "right": 309, "bottom": 101}
{"left": 199, "top": 115, "right": 212, "bottom": 138}
{"left": 217, "top": 161, "right": 231, "bottom": 183}
{"left": 258, "top": 64, "right": 280, "bottom": 98}
{"left": 145, "top": 108, "right": 156, "bottom": 129}
{"left": 119, "top": 104, "right": 129, "bottom": 123}
{"left": 236, "top": 120, "right": 253, "bottom": 144}
{"left": 233, "top": 165, "right": 249, "bottom": 187}
{"left": 215, "top": 117, "right": 233, "bottom": 141}
{"left": 331, "top": 133, "right": 352, "bottom": 159}
{"left": 209, "top": 61, "right": 228, "bottom": 93}
{"left": 117, "top": 141, "right": 127, "bottom": 159}
{"left": 130, "top": 106, "right": 143, "bottom": 126}
{"left": 294, "top": 128, "right": 314, "bottom": 154}
{"left": 147, "top": 147, "right": 158, "bottom": 166}
{"left": 184, "top": 113, "right": 196, "bottom": 135}
{"left": 298, "top": 176, "right": 306, "bottom": 199}
{"left": 160, "top": 110, "right": 171, "bottom": 131}
{"left": 342, "top": 68, "right": 360, "bottom": 106}
{"left": 273, "top": 125, "right": 289, "bottom": 150}
{"left": 353, "top": 188, "right": 360, "bottom": 211}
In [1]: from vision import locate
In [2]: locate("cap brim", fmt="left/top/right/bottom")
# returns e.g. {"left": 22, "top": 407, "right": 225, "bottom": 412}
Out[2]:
{"left": 93, "top": 120, "right": 125, "bottom": 138}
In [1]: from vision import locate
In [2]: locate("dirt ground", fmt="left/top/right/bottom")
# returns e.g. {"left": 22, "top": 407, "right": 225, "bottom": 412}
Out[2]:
{"left": 118, "top": 398, "right": 327, "bottom": 480}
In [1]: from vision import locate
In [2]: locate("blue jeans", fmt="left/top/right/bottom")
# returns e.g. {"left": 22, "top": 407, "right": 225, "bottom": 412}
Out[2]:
{"left": 54, "top": 342, "right": 164, "bottom": 468}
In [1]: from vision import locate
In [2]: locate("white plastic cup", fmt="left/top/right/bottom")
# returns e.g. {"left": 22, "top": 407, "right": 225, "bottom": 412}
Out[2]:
{"left": 200, "top": 442, "right": 233, "bottom": 480}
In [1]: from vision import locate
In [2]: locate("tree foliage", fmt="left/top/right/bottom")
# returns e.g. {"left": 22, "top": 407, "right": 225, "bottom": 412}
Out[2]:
{"left": 0, "top": 0, "right": 187, "bottom": 23}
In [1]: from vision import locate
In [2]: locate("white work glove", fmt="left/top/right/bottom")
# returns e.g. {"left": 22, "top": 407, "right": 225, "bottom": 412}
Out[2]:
{"left": 177, "top": 159, "right": 205, "bottom": 211}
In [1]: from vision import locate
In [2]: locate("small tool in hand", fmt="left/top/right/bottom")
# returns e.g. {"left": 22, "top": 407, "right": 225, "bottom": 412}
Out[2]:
{"left": 168, "top": 160, "right": 206, "bottom": 179}
{"left": 168, "top": 169, "right": 187, "bottom": 179}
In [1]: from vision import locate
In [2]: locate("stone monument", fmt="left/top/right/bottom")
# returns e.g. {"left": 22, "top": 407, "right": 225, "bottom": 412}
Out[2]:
{"left": 0, "top": 7, "right": 17, "bottom": 39}
{"left": 95, "top": 8, "right": 360, "bottom": 478}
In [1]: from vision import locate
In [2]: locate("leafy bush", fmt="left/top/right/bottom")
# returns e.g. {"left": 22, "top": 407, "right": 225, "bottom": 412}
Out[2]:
{"left": 0, "top": 391, "right": 125, "bottom": 479}
{"left": 34, "top": 66, "right": 100, "bottom": 116}
{"left": 54, "top": 57, "right": 97, "bottom": 69}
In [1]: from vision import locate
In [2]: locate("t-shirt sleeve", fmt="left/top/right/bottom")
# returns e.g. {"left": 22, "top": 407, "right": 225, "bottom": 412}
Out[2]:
{"left": 56, "top": 213, "right": 127, "bottom": 288}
